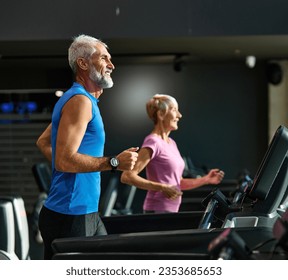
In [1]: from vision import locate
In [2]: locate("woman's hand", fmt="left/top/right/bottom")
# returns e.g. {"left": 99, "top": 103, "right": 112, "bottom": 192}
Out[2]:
{"left": 206, "top": 169, "right": 225, "bottom": 185}
{"left": 161, "top": 184, "right": 183, "bottom": 200}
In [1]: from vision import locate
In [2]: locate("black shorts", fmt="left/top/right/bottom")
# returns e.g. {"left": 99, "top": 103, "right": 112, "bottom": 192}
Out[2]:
{"left": 39, "top": 206, "right": 107, "bottom": 259}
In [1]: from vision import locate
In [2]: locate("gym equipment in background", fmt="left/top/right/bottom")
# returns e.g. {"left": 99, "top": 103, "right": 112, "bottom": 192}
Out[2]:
{"left": 0, "top": 196, "right": 30, "bottom": 260}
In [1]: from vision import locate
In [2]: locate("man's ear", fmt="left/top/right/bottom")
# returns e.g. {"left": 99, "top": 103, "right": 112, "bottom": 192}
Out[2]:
{"left": 77, "top": 57, "right": 89, "bottom": 71}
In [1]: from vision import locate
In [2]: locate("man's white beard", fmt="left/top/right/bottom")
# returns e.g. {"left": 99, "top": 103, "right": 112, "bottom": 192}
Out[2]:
{"left": 89, "top": 66, "right": 114, "bottom": 89}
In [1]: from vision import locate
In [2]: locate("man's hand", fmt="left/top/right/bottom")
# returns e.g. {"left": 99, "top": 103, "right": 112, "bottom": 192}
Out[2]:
{"left": 116, "top": 147, "right": 139, "bottom": 171}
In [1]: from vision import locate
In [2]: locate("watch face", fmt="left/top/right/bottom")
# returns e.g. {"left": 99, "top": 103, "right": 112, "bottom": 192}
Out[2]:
{"left": 110, "top": 157, "right": 119, "bottom": 167}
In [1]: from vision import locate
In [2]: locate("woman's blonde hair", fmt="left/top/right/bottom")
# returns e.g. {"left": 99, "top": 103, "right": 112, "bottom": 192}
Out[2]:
{"left": 146, "top": 94, "right": 178, "bottom": 124}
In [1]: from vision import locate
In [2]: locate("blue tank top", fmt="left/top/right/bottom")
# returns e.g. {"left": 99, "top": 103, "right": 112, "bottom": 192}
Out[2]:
{"left": 44, "top": 82, "right": 105, "bottom": 215}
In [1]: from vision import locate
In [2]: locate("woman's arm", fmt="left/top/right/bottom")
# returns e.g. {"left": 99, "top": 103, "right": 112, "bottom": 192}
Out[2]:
{"left": 121, "top": 147, "right": 182, "bottom": 199}
{"left": 180, "top": 169, "right": 225, "bottom": 190}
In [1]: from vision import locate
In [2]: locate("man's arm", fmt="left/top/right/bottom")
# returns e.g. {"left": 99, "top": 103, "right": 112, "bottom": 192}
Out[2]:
{"left": 36, "top": 123, "right": 52, "bottom": 162}
{"left": 53, "top": 95, "right": 138, "bottom": 173}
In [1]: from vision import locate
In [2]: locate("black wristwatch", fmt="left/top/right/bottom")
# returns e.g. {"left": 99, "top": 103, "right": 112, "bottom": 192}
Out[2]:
{"left": 109, "top": 157, "right": 119, "bottom": 172}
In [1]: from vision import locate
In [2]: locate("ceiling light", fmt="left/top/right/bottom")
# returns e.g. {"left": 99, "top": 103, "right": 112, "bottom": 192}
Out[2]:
{"left": 55, "top": 90, "right": 63, "bottom": 97}
{"left": 246, "top": 55, "right": 256, "bottom": 68}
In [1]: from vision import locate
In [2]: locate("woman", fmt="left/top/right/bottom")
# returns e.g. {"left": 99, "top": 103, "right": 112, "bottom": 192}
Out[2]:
{"left": 121, "top": 94, "right": 225, "bottom": 213}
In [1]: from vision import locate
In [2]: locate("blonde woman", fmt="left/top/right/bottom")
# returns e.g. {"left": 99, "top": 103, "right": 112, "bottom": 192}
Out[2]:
{"left": 121, "top": 94, "right": 224, "bottom": 213}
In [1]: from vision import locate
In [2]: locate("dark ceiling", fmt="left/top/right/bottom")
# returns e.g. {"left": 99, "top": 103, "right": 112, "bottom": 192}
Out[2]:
{"left": 1, "top": 35, "right": 288, "bottom": 66}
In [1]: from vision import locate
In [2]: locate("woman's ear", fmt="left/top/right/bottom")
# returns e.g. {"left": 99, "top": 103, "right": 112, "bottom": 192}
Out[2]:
{"left": 157, "top": 110, "right": 165, "bottom": 121}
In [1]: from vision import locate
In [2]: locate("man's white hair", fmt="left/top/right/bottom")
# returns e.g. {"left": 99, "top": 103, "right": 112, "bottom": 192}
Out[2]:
{"left": 68, "top": 34, "right": 108, "bottom": 73}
